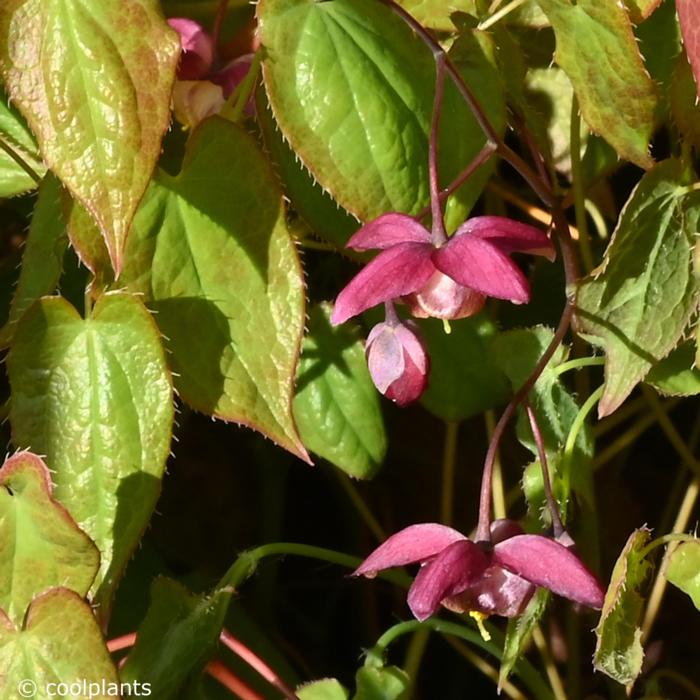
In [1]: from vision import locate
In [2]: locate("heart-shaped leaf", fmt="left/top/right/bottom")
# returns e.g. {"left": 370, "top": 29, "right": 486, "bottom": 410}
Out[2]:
{"left": 0, "top": 0, "right": 180, "bottom": 274}
{"left": 0, "top": 588, "right": 118, "bottom": 697}
{"left": 576, "top": 160, "right": 700, "bottom": 416}
{"left": 7, "top": 292, "right": 173, "bottom": 617}
{"left": 0, "top": 452, "right": 99, "bottom": 626}
{"left": 535, "top": 0, "right": 657, "bottom": 168}
{"left": 258, "top": 0, "right": 504, "bottom": 227}
{"left": 419, "top": 314, "right": 510, "bottom": 422}
{"left": 119, "top": 117, "right": 308, "bottom": 461}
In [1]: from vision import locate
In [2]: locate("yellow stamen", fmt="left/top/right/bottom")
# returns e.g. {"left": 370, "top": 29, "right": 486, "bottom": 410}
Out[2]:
{"left": 442, "top": 318, "right": 452, "bottom": 335}
{"left": 469, "top": 611, "right": 492, "bottom": 642}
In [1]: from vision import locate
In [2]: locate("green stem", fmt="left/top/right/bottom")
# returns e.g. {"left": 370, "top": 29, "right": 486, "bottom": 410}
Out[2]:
{"left": 221, "top": 542, "right": 411, "bottom": 591}
{"left": 441, "top": 421, "right": 459, "bottom": 525}
{"left": 584, "top": 198, "right": 608, "bottom": 241}
{"left": 365, "top": 619, "right": 554, "bottom": 700}
{"left": 569, "top": 95, "right": 594, "bottom": 272}
{"left": 477, "top": 0, "right": 528, "bottom": 30}
{"left": 592, "top": 400, "right": 680, "bottom": 470}
{"left": 402, "top": 628, "right": 430, "bottom": 699}
{"left": 552, "top": 356, "right": 604, "bottom": 378}
{"left": 642, "top": 412, "right": 700, "bottom": 642}
{"left": 334, "top": 470, "right": 386, "bottom": 543}
{"left": 485, "top": 411, "right": 506, "bottom": 520}
{"left": 0, "top": 135, "right": 41, "bottom": 185}
{"left": 560, "top": 385, "right": 603, "bottom": 520}
{"left": 532, "top": 625, "right": 567, "bottom": 700}
{"left": 639, "top": 533, "right": 697, "bottom": 561}
{"left": 651, "top": 668, "right": 700, "bottom": 699}
{"left": 641, "top": 385, "right": 700, "bottom": 478}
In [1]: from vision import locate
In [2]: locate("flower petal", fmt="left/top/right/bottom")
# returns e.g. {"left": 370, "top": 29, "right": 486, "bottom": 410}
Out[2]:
{"left": 493, "top": 535, "right": 605, "bottom": 609}
{"left": 353, "top": 523, "right": 467, "bottom": 578}
{"left": 168, "top": 18, "right": 214, "bottom": 80}
{"left": 407, "top": 540, "right": 490, "bottom": 621}
{"left": 366, "top": 324, "right": 405, "bottom": 393}
{"left": 433, "top": 235, "right": 530, "bottom": 304}
{"left": 445, "top": 565, "right": 535, "bottom": 618}
{"left": 331, "top": 244, "right": 435, "bottom": 325}
{"left": 346, "top": 213, "right": 432, "bottom": 251}
{"left": 457, "top": 216, "right": 555, "bottom": 261}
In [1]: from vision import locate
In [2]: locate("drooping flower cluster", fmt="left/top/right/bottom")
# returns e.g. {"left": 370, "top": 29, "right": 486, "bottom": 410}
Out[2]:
{"left": 331, "top": 212, "right": 554, "bottom": 404}
{"left": 354, "top": 519, "right": 604, "bottom": 622}
{"left": 168, "top": 17, "right": 255, "bottom": 128}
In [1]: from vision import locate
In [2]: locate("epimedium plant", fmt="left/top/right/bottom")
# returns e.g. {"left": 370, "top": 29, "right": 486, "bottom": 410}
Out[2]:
{"left": 2, "top": 0, "right": 700, "bottom": 699}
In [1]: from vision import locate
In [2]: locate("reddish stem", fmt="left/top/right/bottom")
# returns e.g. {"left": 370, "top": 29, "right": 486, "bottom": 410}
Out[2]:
{"left": 211, "top": 0, "right": 230, "bottom": 59}
{"left": 429, "top": 53, "right": 448, "bottom": 245}
{"left": 475, "top": 210, "right": 579, "bottom": 543}
{"left": 207, "top": 659, "right": 266, "bottom": 700}
{"left": 220, "top": 629, "right": 300, "bottom": 700}
{"left": 106, "top": 632, "right": 137, "bottom": 653}
{"left": 378, "top": 0, "right": 553, "bottom": 207}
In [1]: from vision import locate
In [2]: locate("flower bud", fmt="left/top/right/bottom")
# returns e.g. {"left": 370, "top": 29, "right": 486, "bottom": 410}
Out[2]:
{"left": 172, "top": 80, "right": 225, "bottom": 129}
{"left": 365, "top": 321, "right": 429, "bottom": 405}
{"left": 168, "top": 18, "right": 215, "bottom": 80}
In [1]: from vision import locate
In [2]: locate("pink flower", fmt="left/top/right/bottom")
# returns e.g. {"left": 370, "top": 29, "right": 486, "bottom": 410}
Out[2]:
{"left": 353, "top": 520, "right": 604, "bottom": 621}
{"left": 331, "top": 214, "right": 554, "bottom": 324}
{"left": 167, "top": 19, "right": 256, "bottom": 127}
{"left": 366, "top": 319, "right": 429, "bottom": 405}
{"left": 168, "top": 18, "right": 215, "bottom": 80}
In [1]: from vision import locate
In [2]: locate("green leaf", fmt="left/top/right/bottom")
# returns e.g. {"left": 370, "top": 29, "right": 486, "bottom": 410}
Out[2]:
{"left": 7, "top": 292, "right": 173, "bottom": 616}
{"left": 121, "top": 577, "right": 232, "bottom": 698}
{"left": 0, "top": 452, "right": 99, "bottom": 626}
{"left": 535, "top": 0, "right": 657, "bottom": 168}
{"left": 0, "top": 174, "right": 67, "bottom": 348}
{"left": 645, "top": 342, "right": 700, "bottom": 396}
{"left": 664, "top": 540, "right": 700, "bottom": 611}
{"left": 0, "top": 0, "right": 180, "bottom": 274}
{"left": 419, "top": 314, "right": 510, "bottom": 422}
{"left": 397, "top": 0, "right": 476, "bottom": 30}
{"left": 119, "top": 117, "right": 308, "bottom": 460}
{"left": 0, "top": 87, "right": 45, "bottom": 196}
{"left": 255, "top": 86, "right": 361, "bottom": 255}
{"left": 353, "top": 666, "right": 409, "bottom": 700}
{"left": 499, "top": 589, "right": 549, "bottom": 691}
{"left": 576, "top": 160, "right": 700, "bottom": 416}
{"left": 625, "top": 0, "right": 663, "bottom": 22}
{"left": 293, "top": 303, "right": 386, "bottom": 479}
{"left": 0, "top": 588, "right": 118, "bottom": 697}
{"left": 594, "top": 528, "right": 652, "bottom": 687}
{"left": 298, "top": 679, "right": 350, "bottom": 700}
{"left": 671, "top": 51, "right": 700, "bottom": 151}
{"left": 522, "top": 66, "right": 581, "bottom": 176}
{"left": 258, "top": 0, "right": 504, "bottom": 226}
